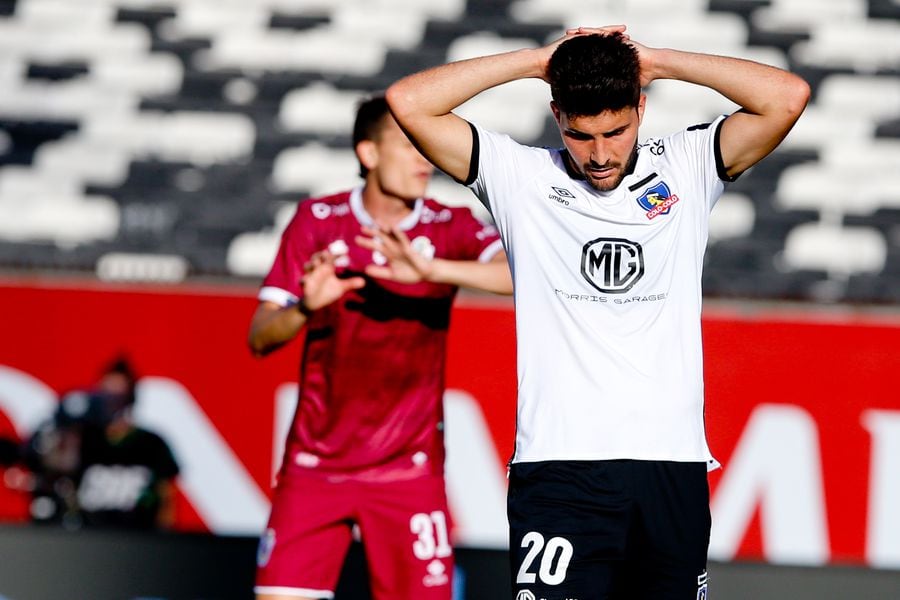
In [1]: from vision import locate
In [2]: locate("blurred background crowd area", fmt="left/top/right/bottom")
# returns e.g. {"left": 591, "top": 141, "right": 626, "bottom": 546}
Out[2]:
{"left": 0, "top": 0, "right": 898, "bottom": 303}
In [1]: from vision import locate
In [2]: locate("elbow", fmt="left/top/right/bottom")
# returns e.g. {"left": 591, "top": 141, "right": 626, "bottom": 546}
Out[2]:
{"left": 385, "top": 82, "right": 414, "bottom": 123}
{"left": 246, "top": 331, "right": 267, "bottom": 358}
{"left": 785, "top": 75, "right": 811, "bottom": 120}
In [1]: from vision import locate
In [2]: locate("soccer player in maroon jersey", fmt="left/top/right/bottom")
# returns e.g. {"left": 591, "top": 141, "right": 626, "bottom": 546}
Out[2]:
{"left": 248, "top": 95, "right": 511, "bottom": 600}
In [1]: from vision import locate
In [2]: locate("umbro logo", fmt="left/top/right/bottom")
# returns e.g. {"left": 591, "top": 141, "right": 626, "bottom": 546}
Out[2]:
{"left": 549, "top": 186, "right": 575, "bottom": 206}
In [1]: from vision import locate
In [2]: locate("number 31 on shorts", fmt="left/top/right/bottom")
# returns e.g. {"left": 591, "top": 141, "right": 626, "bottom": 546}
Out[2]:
{"left": 516, "top": 531, "right": 574, "bottom": 585}
{"left": 410, "top": 511, "right": 452, "bottom": 560}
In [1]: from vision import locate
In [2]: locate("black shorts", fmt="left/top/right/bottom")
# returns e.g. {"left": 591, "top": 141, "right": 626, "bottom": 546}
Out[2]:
{"left": 508, "top": 460, "right": 710, "bottom": 600}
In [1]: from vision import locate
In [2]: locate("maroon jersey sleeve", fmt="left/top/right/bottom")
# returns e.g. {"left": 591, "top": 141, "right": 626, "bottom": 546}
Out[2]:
{"left": 259, "top": 202, "right": 319, "bottom": 307}
{"left": 443, "top": 206, "right": 503, "bottom": 262}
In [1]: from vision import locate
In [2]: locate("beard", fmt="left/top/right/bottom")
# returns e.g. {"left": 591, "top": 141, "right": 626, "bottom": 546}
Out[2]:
{"left": 582, "top": 143, "right": 639, "bottom": 192}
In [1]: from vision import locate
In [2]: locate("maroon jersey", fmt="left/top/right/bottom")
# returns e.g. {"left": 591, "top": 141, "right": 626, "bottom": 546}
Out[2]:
{"left": 260, "top": 187, "right": 502, "bottom": 483}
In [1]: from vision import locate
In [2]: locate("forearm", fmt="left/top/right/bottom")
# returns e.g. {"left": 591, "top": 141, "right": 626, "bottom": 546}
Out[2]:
{"left": 388, "top": 49, "right": 542, "bottom": 120}
{"left": 386, "top": 48, "right": 545, "bottom": 181}
{"left": 428, "top": 258, "right": 513, "bottom": 295}
{"left": 645, "top": 47, "right": 809, "bottom": 175}
{"left": 648, "top": 49, "right": 808, "bottom": 119}
{"left": 247, "top": 302, "right": 307, "bottom": 357}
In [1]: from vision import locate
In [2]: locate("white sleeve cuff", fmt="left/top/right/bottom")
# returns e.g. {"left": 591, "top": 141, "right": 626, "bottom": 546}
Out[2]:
{"left": 477, "top": 239, "right": 505, "bottom": 263}
{"left": 258, "top": 286, "right": 299, "bottom": 307}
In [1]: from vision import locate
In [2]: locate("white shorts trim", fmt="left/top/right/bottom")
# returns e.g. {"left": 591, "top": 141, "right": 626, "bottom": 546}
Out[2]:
{"left": 254, "top": 585, "right": 334, "bottom": 599}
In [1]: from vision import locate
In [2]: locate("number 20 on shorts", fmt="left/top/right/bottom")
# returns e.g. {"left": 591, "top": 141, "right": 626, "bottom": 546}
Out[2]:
{"left": 517, "top": 531, "right": 574, "bottom": 585}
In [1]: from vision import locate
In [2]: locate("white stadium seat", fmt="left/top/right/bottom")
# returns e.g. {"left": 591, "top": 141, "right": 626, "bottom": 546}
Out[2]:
{"left": 0, "top": 78, "right": 139, "bottom": 121}
{"left": 33, "top": 138, "right": 132, "bottom": 187}
{"left": 332, "top": 6, "right": 427, "bottom": 51}
{"left": 271, "top": 144, "right": 360, "bottom": 196}
{"left": 226, "top": 203, "right": 297, "bottom": 277}
{"left": 96, "top": 252, "right": 190, "bottom": 282}
{"left": 199, "top": 29, "right": 386, "bottom": 75}
{"left": 279, "top": 83, "right": 367, "bottom": 135}
{"left": 753, "top": 0, "right": 866, "bottom": 31}
{"left": 16, "top": 0, "right": 116, "bottom": 29}
{"left": 815, "top": 75, "right": 900, "bottom": 122}
{"left": 792, "top": 21, "right": 900, "bottom": 72}
{"left": 782, "top": 223, "right": 886, "bottom": 277}
{"left": 0, "top": 166, "right": 80, "bottom": 200}
{"left": 709, "top": 193, "right": 756, "bottom": 243}
{"left": 89, "top": 54, "right": 185, "bottom": 97}
{"left": 510, "top": 0, "right": 708, "bottom": 24}
{"left": 157, "top": 0, "right": 269, "bottom": 39}
{"left": 776, "top": 163, "right": 899, "bottom": 218}
{"left": 0, "top": 193, "right": 119, "bottom": 246}
{"left": 778, "top": 106, "right": 876, "bottom": 151}
{"left": 819, "top": 139, "right": 900, "bottom": 173}
{"left": 0, "top": 21, "right": 151, "bottom": 62}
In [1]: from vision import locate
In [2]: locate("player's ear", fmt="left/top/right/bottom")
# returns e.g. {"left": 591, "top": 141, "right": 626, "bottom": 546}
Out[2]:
{"left": 637, "top": 94, "right": 646, "bottom": 125}
{"left": 550, "top": 101, "right": 561, "bottom": 124}
{"left": 356, "top": 140, "right": 378, "bottom": 171}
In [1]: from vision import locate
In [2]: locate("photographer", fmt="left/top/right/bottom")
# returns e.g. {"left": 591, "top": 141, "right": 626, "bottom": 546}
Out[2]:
{"left": 23, "top": 357, "right": 179, "bottom": 530}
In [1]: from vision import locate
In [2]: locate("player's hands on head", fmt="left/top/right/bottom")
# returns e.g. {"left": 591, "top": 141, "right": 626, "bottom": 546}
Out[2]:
{"left": 537, "top": 25, "right": 627, "bottom": 82}
{"left": 355, "top": 226, "right": 434, "bottom": 284}
{"left": 300, "top": 250, "right": 365, "bottom": 311}
{"left": 569, "top": 26, "right": 657, "bottom": 88}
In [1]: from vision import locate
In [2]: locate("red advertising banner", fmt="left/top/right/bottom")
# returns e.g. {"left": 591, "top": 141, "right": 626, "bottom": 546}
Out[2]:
{"left": 0, "top": 280, "right": 898, "bottom": 568}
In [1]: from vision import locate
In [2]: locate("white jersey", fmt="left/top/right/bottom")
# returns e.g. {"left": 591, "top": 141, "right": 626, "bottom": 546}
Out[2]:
{"left": 469, "top": 116, "right": 731, "bottom": 468}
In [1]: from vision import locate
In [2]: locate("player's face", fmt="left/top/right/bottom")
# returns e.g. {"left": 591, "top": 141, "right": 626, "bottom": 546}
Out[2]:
{"left": 553, "top": 96, "right": 645, "bottom": 192}
{"left": 365, "top": 116, "right": 434, "bottom": 202}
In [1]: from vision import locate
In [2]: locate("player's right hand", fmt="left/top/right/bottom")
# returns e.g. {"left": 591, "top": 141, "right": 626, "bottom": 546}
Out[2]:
{"left": 300, "top": 250, "right": 365, "bottom": 312}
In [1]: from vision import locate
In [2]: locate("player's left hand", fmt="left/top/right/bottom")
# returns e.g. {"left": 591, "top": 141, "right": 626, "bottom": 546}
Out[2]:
{"left": 355, "top": 226, "right": 434, "bottom": 284}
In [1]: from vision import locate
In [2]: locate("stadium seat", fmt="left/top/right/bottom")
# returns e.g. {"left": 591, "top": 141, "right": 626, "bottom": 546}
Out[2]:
{"left": 270, "top": 143, "right": 358, "bottom": 196}
{"left": 778, "top": 106, "right": 876, "bottom": 151}
{"left": 752, "top": 0, "right": 866, "bottom": 30}
{"left": 776, "top": 151, "right": 899, "bottom": 217}
{"left": 782, "top": 223, "right": 887, "bottom": 278}
{"left": 791, "top": 21, "right": 900, "bottom": 72}
{"left": 0, "top": 0, "right": 897, "bottom": 303}
{"left": 278, "top": 82, "right": 366, "bottom": 135}
{"left": 96, "top": 251, "right": 190, "bottom": 282}
{"left": 225, "top": 203, "right": 295, "bottom": 277}
{"left": 709, "top": 192, "right": 756, "bottom": 243}
{"left": 0, "top": 193, "right": 119, "bottom": 246}
{"left": 815, "top": 75, "right": 900, "bottom": 122}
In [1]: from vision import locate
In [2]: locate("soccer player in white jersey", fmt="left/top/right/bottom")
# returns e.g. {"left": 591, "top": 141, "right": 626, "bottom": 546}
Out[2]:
{"left": 386, "top": 26, "right": 809, "bottom": 599}
{"left": 248, "top": 95, "right": 510, "bottom": 600}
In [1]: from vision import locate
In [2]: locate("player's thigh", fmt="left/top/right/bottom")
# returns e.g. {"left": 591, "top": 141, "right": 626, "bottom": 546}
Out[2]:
{"left": 630, "top": 461, "right": 711, "bottom": 600}
{"left": 255, "top": 474, "right": 355, "bottom": 599}
{"left": 356, "top": 475, "right": 454, "bottom": 600}
{"left": 508, "top": 461, "right": 634, "bottom": 600}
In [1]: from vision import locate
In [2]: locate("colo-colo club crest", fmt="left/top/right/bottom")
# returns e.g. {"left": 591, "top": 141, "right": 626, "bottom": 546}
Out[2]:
{"left": 637, "top": 181, "right": 679, "bottom": 220}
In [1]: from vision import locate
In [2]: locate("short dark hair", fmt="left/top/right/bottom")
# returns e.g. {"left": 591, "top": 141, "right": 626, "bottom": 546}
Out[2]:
{"left": 101, "top": 355, "right": 137, "bottom": 406}
{"left": 548, "top": 33, "right": 641, "bottom": 118}
{"left": 352, "top": 94, "right": 391, "bottom": 178}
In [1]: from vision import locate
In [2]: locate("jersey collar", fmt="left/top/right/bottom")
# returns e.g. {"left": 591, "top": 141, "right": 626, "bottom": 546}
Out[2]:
{"left": 349, "top": 186, "right": 424, "bottom": 231}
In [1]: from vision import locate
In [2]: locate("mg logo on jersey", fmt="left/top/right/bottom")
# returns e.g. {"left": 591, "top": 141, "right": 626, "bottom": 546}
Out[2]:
{"left": 581, "top": 237, "right": 644, "bottom": 293}
{"left": 636, "top": 181, "right": 679, "bottom": 220}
